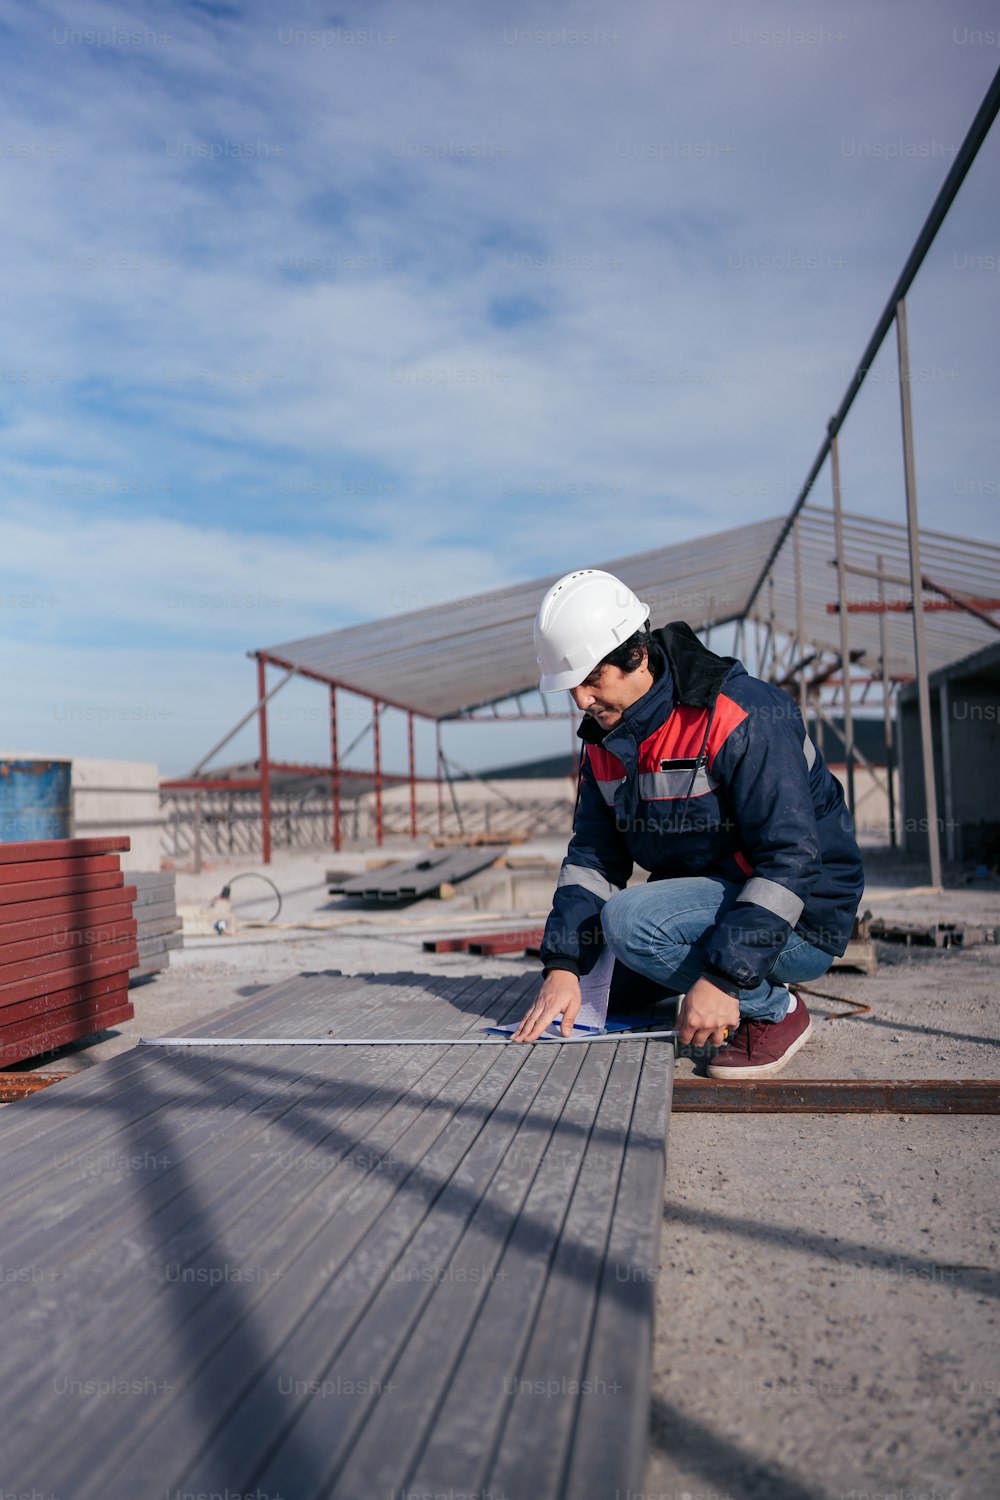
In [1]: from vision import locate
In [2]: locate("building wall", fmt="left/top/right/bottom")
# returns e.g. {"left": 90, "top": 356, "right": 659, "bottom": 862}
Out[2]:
{"left": 71, "top": 757, "right": 164, "bottom": 870}
{"left": 898, "top": 659, "right": 1000, "bottom": 865}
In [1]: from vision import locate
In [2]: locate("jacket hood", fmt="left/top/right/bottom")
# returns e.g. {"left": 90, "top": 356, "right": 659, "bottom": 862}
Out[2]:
{"left": 651, "top": 621, "right": 739, "bottom": 708}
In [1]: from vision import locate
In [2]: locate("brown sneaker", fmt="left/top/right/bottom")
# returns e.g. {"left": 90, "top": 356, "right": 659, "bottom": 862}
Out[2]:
{"left": 707, "top": 993, "right": 812, "bottom": 1079}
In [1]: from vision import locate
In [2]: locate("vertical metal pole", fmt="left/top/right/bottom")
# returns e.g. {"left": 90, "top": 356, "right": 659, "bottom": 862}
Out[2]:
{"left": 408, "top": 711, "right": 417, "bottom": 840}
{"left": 329, "top": 685, "right": 341, "bottom": 853}
{"left": 939, "top": 678, "right": 955, "bottom": 862}
{"left": 896, "top": 296, "right": 942, "bottom": 887}
{"left": 876, "top": 554, "right": 897, "bottom": 848}
{"left": 372, "top": 699, "right": 383, "bottom": 847}
{"left": 436, "top": 721, "right": 444, "bottom": 837}
{"left": 794, "top": 517, "right": 808, "bottom": 722}
{"left": 829, "top": 430, "right": 856, "bottom": 817}
{"left": 257, "top": 655, "right": 272, "bottom": 865}
{"left": 766, "top": 573, "right": 776, "bottom": 682}
{"left": 193, "top": 791, "right": 203, "bottom": 875}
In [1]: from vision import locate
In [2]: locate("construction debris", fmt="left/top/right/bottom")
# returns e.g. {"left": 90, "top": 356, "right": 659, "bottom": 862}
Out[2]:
{"left": 829, "top": 910, "right": 879, "bottom": 975}
{"left": 0, "top": 1071, "right": 70, "bottom": 1102}
{"left": 870, "top": 917, "right": 999, "bottom": 948}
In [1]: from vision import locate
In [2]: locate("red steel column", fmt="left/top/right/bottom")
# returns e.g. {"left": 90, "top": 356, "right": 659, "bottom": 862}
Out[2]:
{"left": 257, "top": 655, "right": 272, "bottom": 864}
{"left": 373, "top": 699, "right": 383, "bottom": 846}
{"left": 330, "top": 685, "right": 341, "bottom": 852}
{"left": 408, "top": 710, "right": 417, "bottom": 839}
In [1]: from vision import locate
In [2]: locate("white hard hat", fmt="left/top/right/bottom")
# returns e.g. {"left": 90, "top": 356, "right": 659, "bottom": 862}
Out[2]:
{"left": 534, "top": 570, "right": 650, "bottom": 693}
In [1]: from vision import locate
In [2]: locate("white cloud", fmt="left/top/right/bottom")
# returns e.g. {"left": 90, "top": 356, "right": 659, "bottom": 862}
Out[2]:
{"left": 2, "top": 0, "right": 998, "bottom": 769}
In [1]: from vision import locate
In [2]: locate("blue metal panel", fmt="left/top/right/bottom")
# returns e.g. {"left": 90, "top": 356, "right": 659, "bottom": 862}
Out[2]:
{"left": 0, "top": 760, "right": 72, "bottom": 842}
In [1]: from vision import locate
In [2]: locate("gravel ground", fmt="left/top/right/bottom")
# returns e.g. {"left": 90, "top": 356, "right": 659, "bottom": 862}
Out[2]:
{"left": 10, "top": 841, "right": 1000, "bottom": 1499}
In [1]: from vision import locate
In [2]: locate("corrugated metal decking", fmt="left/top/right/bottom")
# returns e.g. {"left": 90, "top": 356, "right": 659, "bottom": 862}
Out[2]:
{"left": 0, "top": 969, "right": 673, "bottom": 1499}
{"left": 257, "top": 508, "right": 1000, "bottom": 719}
{"left": 259, "top": 516, "right": 785, "bottom": 718}
{"left": 328, "top": 846, "right": 505, "bottom": 901}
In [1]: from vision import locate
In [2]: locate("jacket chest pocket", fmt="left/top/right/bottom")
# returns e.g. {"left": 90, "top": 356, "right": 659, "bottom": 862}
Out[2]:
{"left": 639, "top": 760, "right": 718, "bottom": 803}
{"left": 642, "top": 802, "right": 723, "bottom": 837}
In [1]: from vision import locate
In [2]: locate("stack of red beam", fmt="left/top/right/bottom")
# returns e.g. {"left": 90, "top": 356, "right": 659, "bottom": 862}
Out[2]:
{"left": 0, "top": 837, "right": 137, "bottom": 1068}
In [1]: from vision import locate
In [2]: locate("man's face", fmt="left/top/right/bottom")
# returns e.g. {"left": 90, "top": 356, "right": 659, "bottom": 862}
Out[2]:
{"left": 571, "top": 655, "right": 651, "bottom": 729}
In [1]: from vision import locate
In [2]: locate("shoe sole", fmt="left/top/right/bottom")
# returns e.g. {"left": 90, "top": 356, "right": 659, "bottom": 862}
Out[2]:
{"left": 707, "top": 1017, "right": 813, "bottom": 1080}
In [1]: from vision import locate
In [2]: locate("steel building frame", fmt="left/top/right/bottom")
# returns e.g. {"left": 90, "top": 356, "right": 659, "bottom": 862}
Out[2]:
{"left": 163, "top": 66, "right": 1000, "bottom": 883}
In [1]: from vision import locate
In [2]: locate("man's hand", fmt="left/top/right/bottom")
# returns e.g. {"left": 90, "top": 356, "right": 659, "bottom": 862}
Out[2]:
{"left": 677, "top": 976, "right": 740, "bottom": 1048}
{"left": 511, "top": 969, "right": 582, "bottom": 1043}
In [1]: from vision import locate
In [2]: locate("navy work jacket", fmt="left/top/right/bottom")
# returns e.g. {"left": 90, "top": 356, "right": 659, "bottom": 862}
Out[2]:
{"left": 540, "top": 623, "right": 865, "bottom": 993}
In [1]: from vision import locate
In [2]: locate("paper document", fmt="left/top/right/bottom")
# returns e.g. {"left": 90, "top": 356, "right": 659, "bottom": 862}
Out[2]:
{"left": 487, "top": 947, "right": 619, "bottom": 1038}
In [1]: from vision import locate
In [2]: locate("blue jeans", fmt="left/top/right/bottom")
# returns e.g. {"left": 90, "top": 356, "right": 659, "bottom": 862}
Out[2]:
{"left": 601, "top": 876, "right": 834, "bottom": 1022}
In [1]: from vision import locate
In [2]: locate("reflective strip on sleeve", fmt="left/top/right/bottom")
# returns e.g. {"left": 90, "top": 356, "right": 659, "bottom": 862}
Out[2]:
{"left": 803, "top": 734, "right": 817, "bottom": 770}
{"left": 639, "top": 768, "right": 718, "bottom": 800}
{"left": 594, "top": 778, "right": 621, "bottom": 806}
{"left": 736, "top": 876, "right": 804, "bottom": 925}
{"left": 556, "top": 862, "right": 618, "bottom": 901}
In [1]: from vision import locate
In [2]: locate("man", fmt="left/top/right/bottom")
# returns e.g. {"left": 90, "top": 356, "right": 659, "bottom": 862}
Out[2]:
{"left": 512, "top": 568, "right": 865, "bottom": 1077}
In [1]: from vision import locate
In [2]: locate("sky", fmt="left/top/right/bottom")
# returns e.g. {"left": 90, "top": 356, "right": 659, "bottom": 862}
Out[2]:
{"left": 2, "top": 0, "right": 999, "bottom": 780}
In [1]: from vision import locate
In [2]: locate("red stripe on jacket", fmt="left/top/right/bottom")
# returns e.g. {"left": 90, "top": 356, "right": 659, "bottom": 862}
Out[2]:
{"left": 586, "top": 695, "right": 748, "bottom": 784}
{"left": 637, "top": 696, "right": 748, "bottom": 771}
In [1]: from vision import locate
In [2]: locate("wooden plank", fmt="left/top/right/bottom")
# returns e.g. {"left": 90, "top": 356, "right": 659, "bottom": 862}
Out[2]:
{"left": 0, "top": 948, "right": 139, "bottom": 1006}
{"left": 0, "top": 870, "right": 125, "bottom": 910}
{"left": 0, "top": 900, "right": 135, "bottom": 947}
{"left": 0, "top": 1000, "right": 134, "bottom": 1067}
{"left": 0, "top": 836, "right": 130, "bottom": 865}
{"left": 0, "top": 884, "right": 137, "bottom": 927}
{"left": 0, "top": 970, "right": 135, "bottom": 1031}
{"left": 0, "top": 917, "right": 137, "bottom": 967}
{"left": 0, "top": 853, "right": 122, "bottom": 887}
